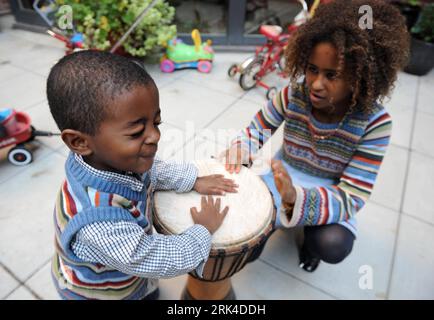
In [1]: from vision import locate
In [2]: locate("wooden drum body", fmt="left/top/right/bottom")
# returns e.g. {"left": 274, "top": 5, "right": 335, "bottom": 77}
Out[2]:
{"left": 152, "top": 160, "right": 276, "bottom": 300}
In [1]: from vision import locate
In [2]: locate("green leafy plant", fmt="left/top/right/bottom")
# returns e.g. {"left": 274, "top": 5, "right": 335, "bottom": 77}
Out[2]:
{"left": 55, "top": 0, "right": 177, "bottom": 57}
{"left": 408, "top": 0, "right": 420, "bottom": 6}
{"left": 411, "top": 3, "right": 434, "bottom": 43}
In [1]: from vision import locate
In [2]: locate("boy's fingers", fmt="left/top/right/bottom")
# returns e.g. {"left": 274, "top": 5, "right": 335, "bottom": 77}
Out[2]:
{"left": 201, "top": 196, "right": 207, "bottom": 208}
{"left": 210, "top": 188, "right": 225, "bottom": 196}
{"left": 222, "top": 180, "right": 238, "bottom": 187}
{"left": 190, "top": 207, "right": 198, "bottom": 216}
{"left": 207, "top": 195, "right": 214, "bottom": 206}
{"left": 221, "top": 206, "right": 229, "bottom": 218}
{"left": 221, "top": 186, "right": 237, "bottom": 193}
{"left": 215, "top": 197, "right": 221, "bottom": 211}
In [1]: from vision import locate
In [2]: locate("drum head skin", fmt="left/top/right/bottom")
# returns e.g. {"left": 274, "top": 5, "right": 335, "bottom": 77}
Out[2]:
{"left": 153, "top": 159, "right": 274, "bottom": 248}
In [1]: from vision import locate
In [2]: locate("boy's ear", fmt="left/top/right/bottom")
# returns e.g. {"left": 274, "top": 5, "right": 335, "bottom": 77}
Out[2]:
{"left": 61, "top": 129, "right": 93, "bottom": 156}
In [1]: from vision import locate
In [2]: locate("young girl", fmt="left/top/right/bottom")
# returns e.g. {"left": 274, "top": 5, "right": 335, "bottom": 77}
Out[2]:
{"left": 224, "top": 0, "right": 410, "bottom": 272}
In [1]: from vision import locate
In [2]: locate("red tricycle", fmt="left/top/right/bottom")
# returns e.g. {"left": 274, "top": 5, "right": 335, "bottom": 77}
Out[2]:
{"left": 0, "top": 109, "right": 60, "bottom": 166}
{"left": 228, "top": 0, "right": 322, "bottom": 99}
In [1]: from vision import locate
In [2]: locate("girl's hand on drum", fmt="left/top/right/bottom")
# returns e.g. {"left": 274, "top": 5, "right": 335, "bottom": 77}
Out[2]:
{"left": 193, "top": 174, "right": 238, "bottom": 195}
{"left": 190, "top": 195, "right": 229, "bottom": 234}
{"left": 271, "top": 160, "right": 296, "bottom": 206}
{"left": 221, "top": 144, "right": 252, "bottom": 174}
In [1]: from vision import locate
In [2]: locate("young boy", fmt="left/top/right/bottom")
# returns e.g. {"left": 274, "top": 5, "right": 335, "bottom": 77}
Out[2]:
{"left": 48, "top": 50, "right": 238, "bottom": 300}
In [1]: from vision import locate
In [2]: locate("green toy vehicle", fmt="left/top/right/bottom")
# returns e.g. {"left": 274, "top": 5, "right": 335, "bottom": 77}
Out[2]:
{"left": 160, "top": 29, "right": 214, "bottom": 73}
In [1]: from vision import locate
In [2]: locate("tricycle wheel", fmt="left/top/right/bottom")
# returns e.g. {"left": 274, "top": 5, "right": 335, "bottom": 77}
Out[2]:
{"left": 266, "top": 87, "right": 278, "bottom": 100}
{"left": 228, "top": 64, "right": 238, "bottom": 78}
{"left": 239, "top": 59, "right": 262, "bottom": 90}
{"left": 8, "top": 146, "right": 33, "bottom": 166}
{"left": 197, "top": 60, "right": 212, "bottom": 73}
{"left": 160, "top": 59, "right": 175, "bottom": 73}
{"left": 278, "top": 55, "right": 286, "bottom": 72}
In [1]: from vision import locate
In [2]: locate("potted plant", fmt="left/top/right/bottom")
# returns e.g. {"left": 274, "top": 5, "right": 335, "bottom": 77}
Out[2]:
{"left": 404, "top": 2, "right": 434, "bottom": 76}
{"left": 391, "top": 0, "right": 422, "bottom": 30}
{"left": 55, "top": 0, "right": 177, "bottom": 59}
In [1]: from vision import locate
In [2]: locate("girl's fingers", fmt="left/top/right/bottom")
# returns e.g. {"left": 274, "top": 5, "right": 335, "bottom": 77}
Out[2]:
{"left": 201, "top": 196, "right": 207, "bottom": 208}
{"left": 225, "top": 150, "right": 232, "bottom": 170}
{"left": 228, "top": 164, "right": 233, "bottom": 174}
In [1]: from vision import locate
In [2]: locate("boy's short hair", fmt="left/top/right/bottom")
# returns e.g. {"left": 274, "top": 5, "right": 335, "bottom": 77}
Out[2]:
{"left": 47, "top": 50, "right": 155, "bottom": 135}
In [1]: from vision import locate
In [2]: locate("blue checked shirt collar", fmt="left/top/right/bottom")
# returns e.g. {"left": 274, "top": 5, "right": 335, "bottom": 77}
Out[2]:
{"left": 74, "top": 153, "right": 146, "bottom": 192}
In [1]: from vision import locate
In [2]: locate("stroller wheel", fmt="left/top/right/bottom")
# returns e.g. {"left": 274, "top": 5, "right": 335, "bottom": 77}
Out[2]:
{"left": 266, "top": 87, "right": 278, "bottom": 100}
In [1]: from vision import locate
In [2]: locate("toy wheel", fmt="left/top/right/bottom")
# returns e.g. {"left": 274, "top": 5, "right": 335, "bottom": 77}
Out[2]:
{"left": 197, "top": 60, "right": 212, "bottom": 73}
{"left": 8, "top": 146, "right": 33, "bottom": 166}
{"left": 266, "top": 87, "right": 278, "bottom": 100}
{"left": 228, "top": 64, "right": 238, "bottom": 78}
{"left": 160, "top": 59, "right": 175, "bottom": 73}
{"left": 239, "top": 59, "right": 262, "bottom": 90}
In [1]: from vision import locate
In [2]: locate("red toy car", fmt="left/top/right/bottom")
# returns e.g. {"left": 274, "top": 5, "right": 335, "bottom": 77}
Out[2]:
{"left": 0, "top": 109, "right": 59, "bottom": 166}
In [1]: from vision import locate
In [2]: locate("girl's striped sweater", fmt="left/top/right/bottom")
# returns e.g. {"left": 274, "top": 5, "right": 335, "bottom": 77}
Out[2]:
{"left": 234, "top": 84, "right": 392, "bottom": 228}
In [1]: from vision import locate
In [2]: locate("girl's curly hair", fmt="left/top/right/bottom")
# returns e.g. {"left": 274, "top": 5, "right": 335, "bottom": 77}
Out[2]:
{"left": 285, "top": 0, "right": 410, "bottom": 113}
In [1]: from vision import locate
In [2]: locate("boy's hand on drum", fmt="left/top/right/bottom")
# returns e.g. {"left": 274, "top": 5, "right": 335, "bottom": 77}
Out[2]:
{"left": 193, "top": 175, "right": 238, "bottom": 195}
{"left": 271, "top": 160, "right": 296, "bottom": 206}
{"left": 190, "top": 195, "right": 229, "bottom": 234}
{"left": 221, "top": 144, "right": 252, "bottom": 174}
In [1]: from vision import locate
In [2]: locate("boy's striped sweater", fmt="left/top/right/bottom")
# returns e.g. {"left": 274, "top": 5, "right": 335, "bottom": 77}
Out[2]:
{"left": 234, "top": 84, "right": 392, "bottom": 228}
{"left": 51, "top": 154, "right": 211, "bottom": 300}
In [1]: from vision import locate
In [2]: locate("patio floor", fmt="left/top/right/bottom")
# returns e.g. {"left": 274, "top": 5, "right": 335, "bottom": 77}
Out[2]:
{"left": 0, "top": 14, "right": 433, "bottom": 300}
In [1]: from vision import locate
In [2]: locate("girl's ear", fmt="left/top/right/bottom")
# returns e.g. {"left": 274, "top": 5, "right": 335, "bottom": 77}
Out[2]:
{"left": 61, "top": 129, "right": 93, "bottom": 156}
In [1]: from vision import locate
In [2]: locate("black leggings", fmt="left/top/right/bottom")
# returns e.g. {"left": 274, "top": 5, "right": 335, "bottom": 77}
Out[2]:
{"left": 303, "top": 224, "right": 355, "bottom": 264}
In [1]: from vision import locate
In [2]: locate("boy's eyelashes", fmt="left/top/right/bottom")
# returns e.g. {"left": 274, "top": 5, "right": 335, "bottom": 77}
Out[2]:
{"left": 128, "top": 121, "right": 163, "bottom": 139}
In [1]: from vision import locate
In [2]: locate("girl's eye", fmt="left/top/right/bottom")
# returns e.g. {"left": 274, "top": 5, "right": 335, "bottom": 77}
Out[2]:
{"left": 308, "top": 65, "right": 318, "bottom": 73}
{"left": 326, "top": 72, "right": 337, "bottom": 80}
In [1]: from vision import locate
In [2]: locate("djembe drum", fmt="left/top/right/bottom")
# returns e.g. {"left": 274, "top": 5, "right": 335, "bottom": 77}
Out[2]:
{"left": 152, "top": 159, "right": 276, "bottom": 300}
